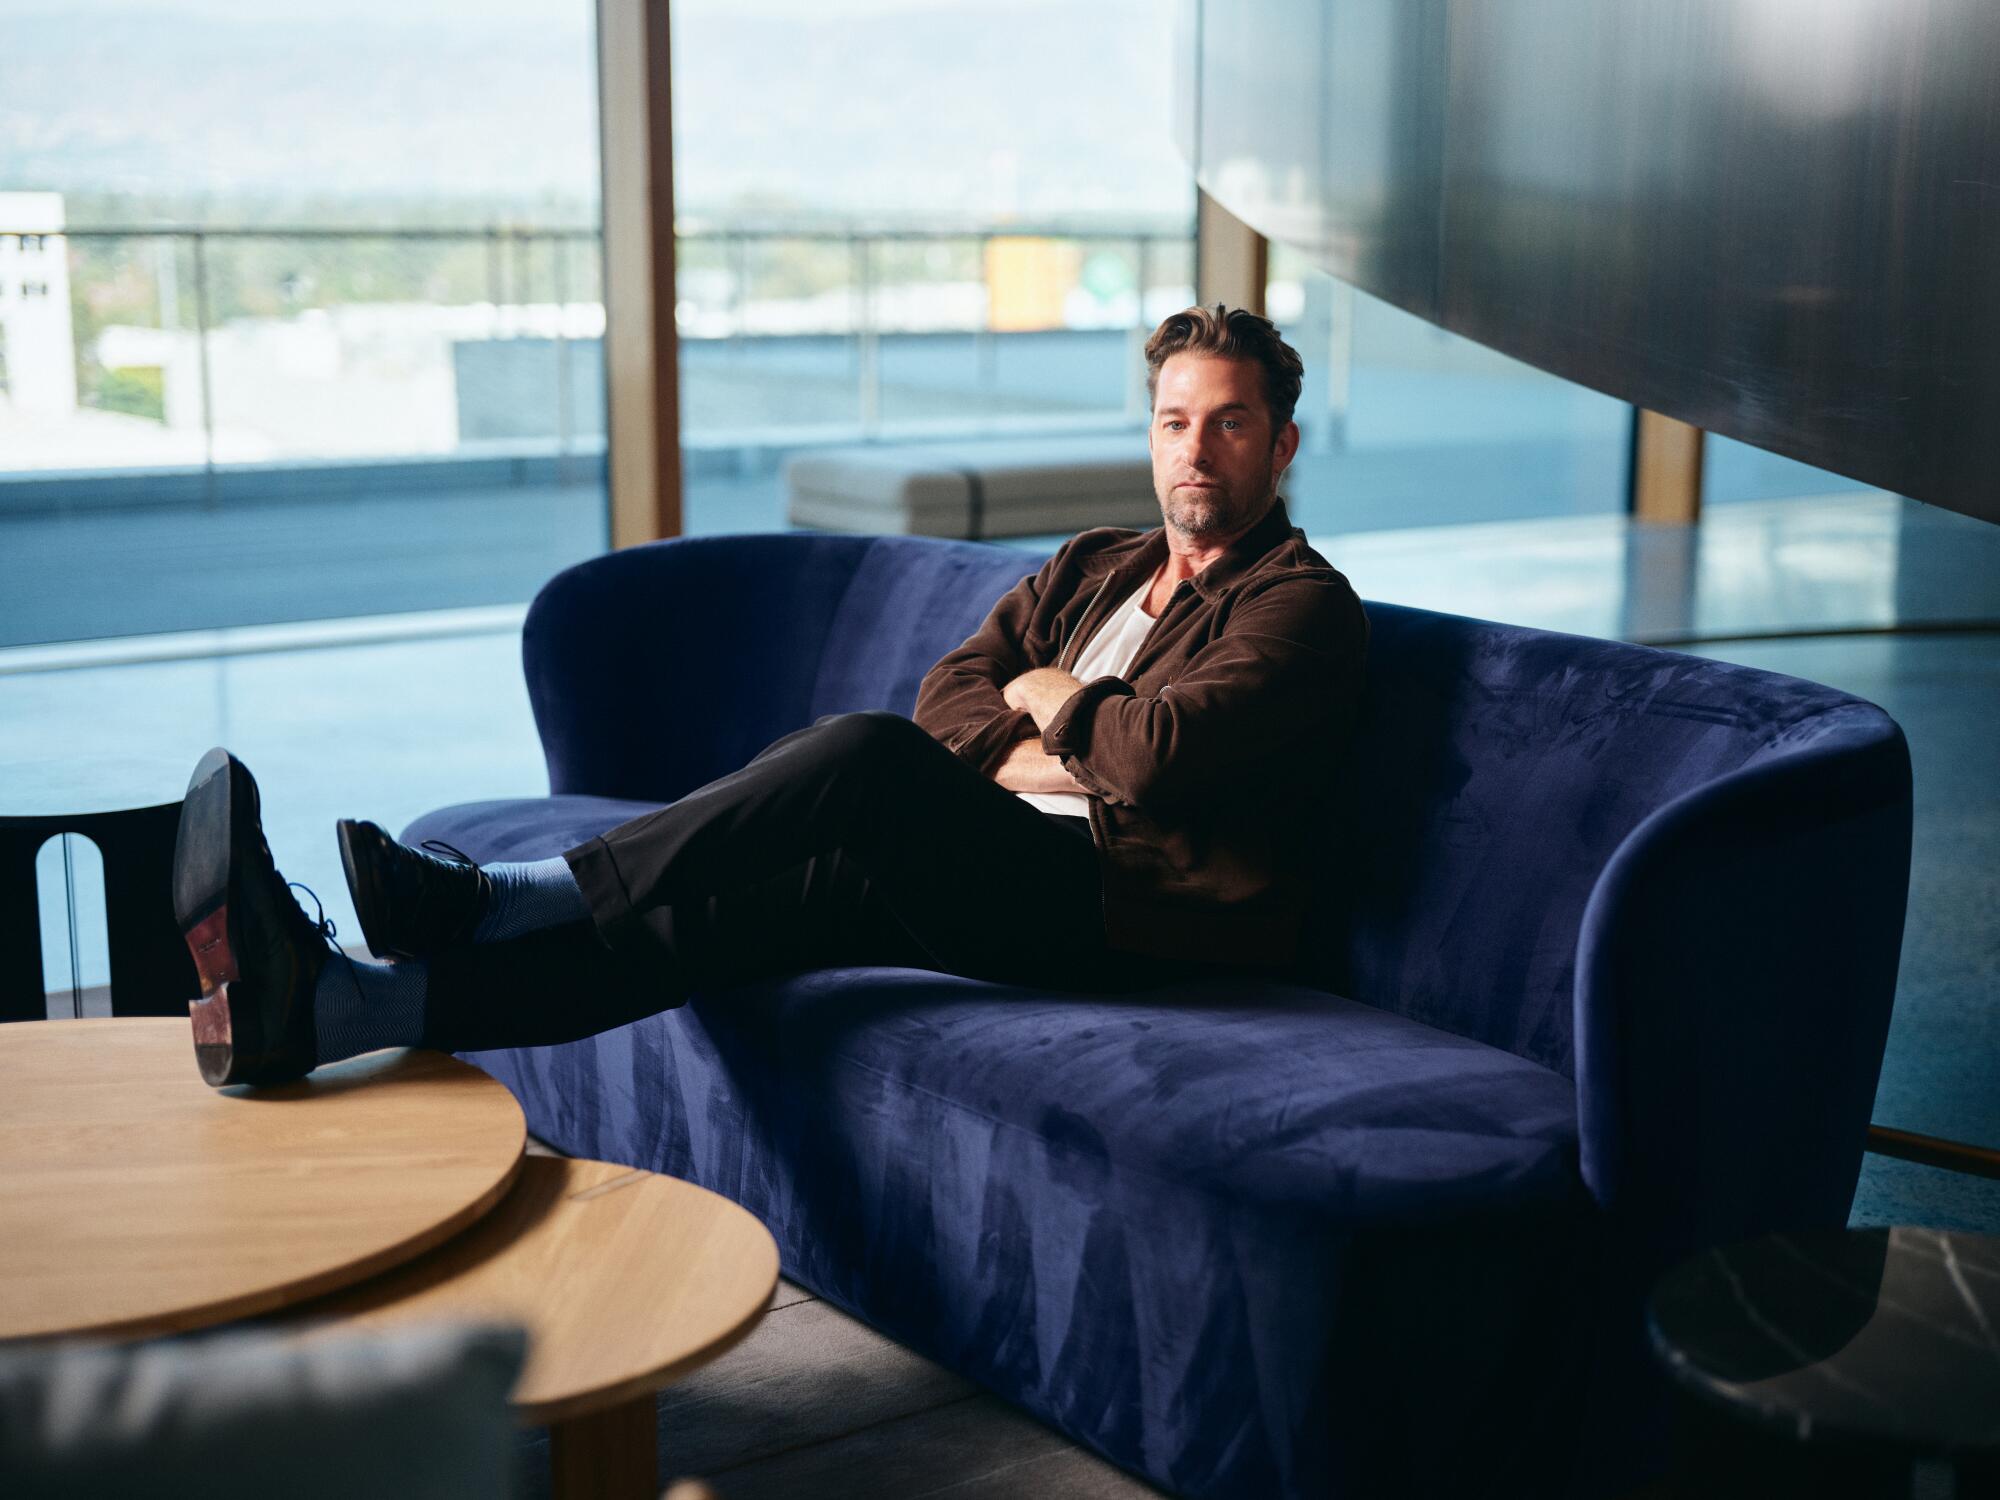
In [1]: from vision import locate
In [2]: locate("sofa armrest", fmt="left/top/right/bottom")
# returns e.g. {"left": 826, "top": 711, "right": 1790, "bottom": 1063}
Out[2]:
{"left": 1571, "top": 711, "right": 1911, "bottom": 1269}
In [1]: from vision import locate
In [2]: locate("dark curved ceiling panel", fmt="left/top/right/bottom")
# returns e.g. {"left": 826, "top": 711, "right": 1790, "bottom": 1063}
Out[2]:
{"left": 1179, "top": 0, "right": 2000, "bottom": 525}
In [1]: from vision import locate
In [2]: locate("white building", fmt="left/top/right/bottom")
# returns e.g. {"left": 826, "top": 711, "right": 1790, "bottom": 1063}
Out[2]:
{"left": 0, "top": 192, "right": 78, "bottom": 415}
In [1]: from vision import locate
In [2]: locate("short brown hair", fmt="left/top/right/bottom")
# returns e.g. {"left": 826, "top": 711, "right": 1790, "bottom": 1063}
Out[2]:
{"left": 1143, "top": 304, "right": 1304, "bottom": 437}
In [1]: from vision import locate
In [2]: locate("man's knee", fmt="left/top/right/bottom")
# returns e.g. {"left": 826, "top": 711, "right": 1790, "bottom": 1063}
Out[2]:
{"left": 807, "top": 710, "right": 933, "bottom": 764}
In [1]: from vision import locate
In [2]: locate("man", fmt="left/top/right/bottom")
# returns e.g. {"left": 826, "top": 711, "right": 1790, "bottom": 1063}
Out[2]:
{"left": 174, "top": 305, "right": 1369, "bottom": 1088}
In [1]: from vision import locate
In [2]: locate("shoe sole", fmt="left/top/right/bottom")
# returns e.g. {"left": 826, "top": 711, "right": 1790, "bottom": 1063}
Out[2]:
{"left": 174, "top": 748, "right": 259, "bottom": 1086}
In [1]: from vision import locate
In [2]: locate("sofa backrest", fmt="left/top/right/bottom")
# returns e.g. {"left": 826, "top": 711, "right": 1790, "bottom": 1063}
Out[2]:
{"left": 525, "top": 533, "right": 1894, "bottom": 1077}
{"left": 1303, "top": 601, "right": 1894, "bottom": 1075}
{"left": 523, "top": 533, "right": 1037, "bottom": 806}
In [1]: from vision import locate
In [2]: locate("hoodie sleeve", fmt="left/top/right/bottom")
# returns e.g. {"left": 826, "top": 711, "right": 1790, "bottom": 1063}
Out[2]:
{"left": 912, "top": 553, "right": 1061, "bottom": 773}
{"left": 1040, "top": 571, "right": 1367, "bottom": 812}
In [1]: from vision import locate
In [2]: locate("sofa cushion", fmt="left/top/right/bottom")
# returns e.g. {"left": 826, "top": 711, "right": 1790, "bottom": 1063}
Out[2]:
{"left": 728, "top": 966, "right": 1576, "bottom": 1224}
{"left": 405, "top": 794, "right": 1578, "bottom": 1227}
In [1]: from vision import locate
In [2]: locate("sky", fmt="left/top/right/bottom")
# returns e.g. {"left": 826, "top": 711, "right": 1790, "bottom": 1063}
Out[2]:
{"left": 31, "top": 0, "right": 995, "bottom": 22}
{"left": 3, "top": 0, "right": 1193, "bottom": 221}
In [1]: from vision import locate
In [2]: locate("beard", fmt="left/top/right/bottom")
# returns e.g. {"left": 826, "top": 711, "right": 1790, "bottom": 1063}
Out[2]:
{"left": 1160, "top": 470, "right": 1272, "bottom": 541}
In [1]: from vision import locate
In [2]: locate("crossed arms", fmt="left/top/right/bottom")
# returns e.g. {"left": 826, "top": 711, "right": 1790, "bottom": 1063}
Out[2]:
{"left": 913, "top": 551, "right": 1363, "bottom": 815}
{"left": 992, "top": 669, "right": 1090, "bottom": 796}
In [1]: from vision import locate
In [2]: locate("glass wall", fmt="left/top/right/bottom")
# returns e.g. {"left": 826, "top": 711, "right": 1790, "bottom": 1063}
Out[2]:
{"left": 0, "top": 0, "right": 610, "bottom": 649}
{"left": 1266, "top": 247, "right": 1634, "bottom": 536}
{"left": 1, "top": 0, "right": 610, "bottom": 991}
{"left": 670, "top": 0, "right": 1197, "bottom": 538}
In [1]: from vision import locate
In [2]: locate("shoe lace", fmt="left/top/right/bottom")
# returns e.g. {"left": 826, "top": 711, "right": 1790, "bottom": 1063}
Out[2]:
{"left": 290, "top": 880, "right": 368, "bottom": 1007}
{"left": 419, "top": 838, "right": 480, "bottom": 867}
{"left": 289, "top": 880, "right": 341, "bottom": 947}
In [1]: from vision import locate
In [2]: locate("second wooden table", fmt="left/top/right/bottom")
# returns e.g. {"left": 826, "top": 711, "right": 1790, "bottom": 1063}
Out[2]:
{"left": 288, "top": 1154, "right": 781, "bottom": 1500}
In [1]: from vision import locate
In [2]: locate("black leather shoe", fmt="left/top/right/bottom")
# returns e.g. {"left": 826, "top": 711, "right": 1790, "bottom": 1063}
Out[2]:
{"left": 336, "top": 819, "right": 491, "bottom": 962}
{"left": 173, "top": 748, "right": 323, "bottom": 1088}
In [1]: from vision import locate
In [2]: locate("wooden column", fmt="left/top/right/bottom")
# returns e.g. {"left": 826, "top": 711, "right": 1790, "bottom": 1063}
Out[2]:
{"left": 598, "top": 0, "right": 683, "bottom": 546}
{"left": 1631, "top": 409, "right": 1705, "bottom": 525}
{"left": 1195, "top": 188, "right": 1268, "bottom": 317}
{"left": 550, "top": 1394, "right": 656, "bottom": 1500}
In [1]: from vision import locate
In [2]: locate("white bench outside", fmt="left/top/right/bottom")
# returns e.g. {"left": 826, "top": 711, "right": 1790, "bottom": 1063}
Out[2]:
{"left": 783, "top": 434, "right": 1156, "bottom": 539}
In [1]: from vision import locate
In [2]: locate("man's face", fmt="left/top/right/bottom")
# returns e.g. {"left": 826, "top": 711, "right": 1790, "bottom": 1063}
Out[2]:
{"left": 1148, "top": 353, "right": 1300, "bottom": 542}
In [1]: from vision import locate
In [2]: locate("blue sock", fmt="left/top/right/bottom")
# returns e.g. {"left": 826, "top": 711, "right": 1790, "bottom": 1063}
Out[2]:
{"left": 314, "top": 951, "right": 428, "bottom": 1065}
{"left": 473, "top": 857, "right": 590, "bottom": 944}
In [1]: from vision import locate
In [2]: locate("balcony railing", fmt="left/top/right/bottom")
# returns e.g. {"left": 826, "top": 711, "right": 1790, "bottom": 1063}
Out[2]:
{"left": 0, "top": 223, "right": 1196, "bottom": 481}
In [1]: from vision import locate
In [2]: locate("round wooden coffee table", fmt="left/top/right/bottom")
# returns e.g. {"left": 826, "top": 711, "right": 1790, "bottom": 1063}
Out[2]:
{"left": 0, "top": 1017, "right": 525, "bottom": 1342}
{"left": 287, "top": 1155, "right": 781, "bottom": 1500}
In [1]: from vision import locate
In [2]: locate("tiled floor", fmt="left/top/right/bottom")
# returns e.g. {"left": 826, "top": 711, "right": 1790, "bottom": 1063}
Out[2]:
{"left": 513, "top": 1273, "right": 1168, "bottom": 1500}
{"left": 1319, "top": 489, "right": 1996, "bottom": 642}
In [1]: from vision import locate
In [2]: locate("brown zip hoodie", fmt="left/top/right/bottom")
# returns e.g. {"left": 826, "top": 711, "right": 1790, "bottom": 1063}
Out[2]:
{"left": 913, "top": 497, "right": 1368, "bottom": 966}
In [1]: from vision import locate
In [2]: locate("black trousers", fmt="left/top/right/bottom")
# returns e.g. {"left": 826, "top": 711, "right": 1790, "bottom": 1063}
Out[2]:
{"left": 423, "top": 712, "right": 1172, "bottom": 1051}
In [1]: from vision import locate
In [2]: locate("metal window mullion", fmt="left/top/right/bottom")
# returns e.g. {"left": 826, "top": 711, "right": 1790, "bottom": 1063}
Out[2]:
{"left": 192, "top": 232, "right": 217, "bottom": 504}
{"left": 553, "top": 232, "right": 573, "bottom": 467}
{"left": 856, "top": 235, "right": 879, "bottom": 436}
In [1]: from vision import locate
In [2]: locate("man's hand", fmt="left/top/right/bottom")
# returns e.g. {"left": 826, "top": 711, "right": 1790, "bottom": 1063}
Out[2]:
{"left": 1002, "top": 667, "right": 1085, "bottom": 732}
{"left": 990, "top": 736, "right": 1092, "bottom": 797}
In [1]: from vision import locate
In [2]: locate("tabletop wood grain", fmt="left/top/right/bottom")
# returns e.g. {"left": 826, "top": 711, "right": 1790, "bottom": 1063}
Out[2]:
{"left": 0, "top": 1018, "right": 525, "bottom": 1342}
{"left": 285, "top": 1155, "right": 781, "bottom": 1425}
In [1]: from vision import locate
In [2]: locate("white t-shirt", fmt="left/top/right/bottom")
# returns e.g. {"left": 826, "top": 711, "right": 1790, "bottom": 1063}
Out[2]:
{"left": 1017, "top": 572, "right": 1159, "bottom": 820}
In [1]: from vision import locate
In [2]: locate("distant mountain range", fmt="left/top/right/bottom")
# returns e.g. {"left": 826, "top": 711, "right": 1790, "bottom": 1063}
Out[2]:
{"left": 3, "top": 2, "right": 1191, "bottom": 225}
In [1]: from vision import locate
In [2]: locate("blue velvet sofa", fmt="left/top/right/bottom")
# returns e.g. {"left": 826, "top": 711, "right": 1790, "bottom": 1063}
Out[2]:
{"left": 406, "top": 532, "right": 1912, "bottom": 1498}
